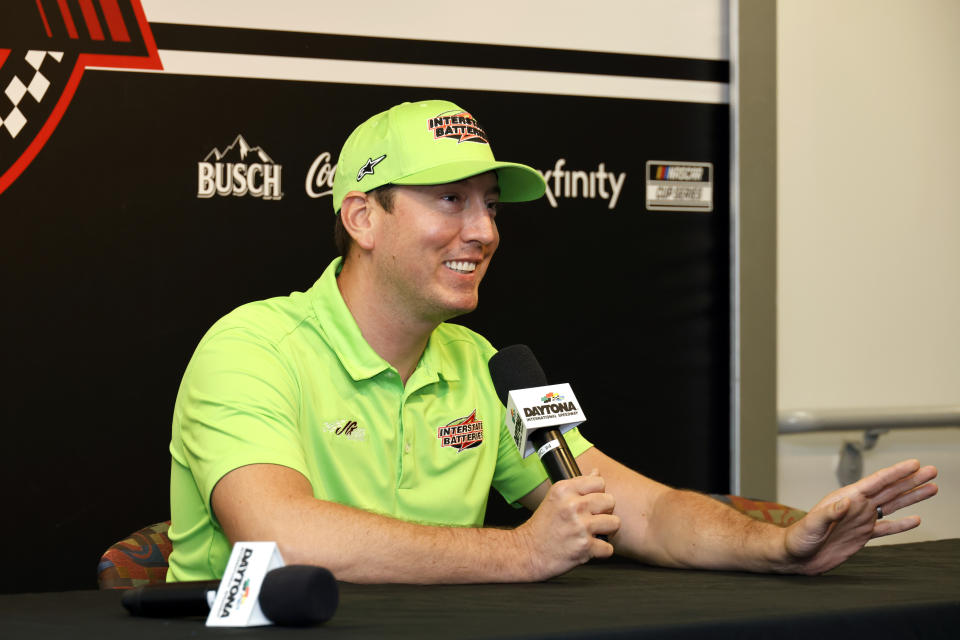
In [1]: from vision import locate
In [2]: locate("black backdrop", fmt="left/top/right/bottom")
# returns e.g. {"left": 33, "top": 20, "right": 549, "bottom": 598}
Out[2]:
{"left": 1, "top": 56, "right": 729, "bottom": 591}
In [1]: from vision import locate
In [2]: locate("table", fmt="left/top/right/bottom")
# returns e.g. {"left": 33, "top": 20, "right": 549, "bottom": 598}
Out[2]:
{"left": 2, "top": 539, "right": 958, "bottom": 639}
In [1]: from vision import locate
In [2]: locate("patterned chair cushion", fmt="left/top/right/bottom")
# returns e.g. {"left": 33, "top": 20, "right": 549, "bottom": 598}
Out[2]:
{"left": 710, "top": 494, "right": 807, "bottom": 526}
{"left": 97, "top": 520, "right": 173, "bottom": 589}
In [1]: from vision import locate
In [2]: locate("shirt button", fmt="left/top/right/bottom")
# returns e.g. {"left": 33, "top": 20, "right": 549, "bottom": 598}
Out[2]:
{"left": 404, "top": 442, "right": 411, "bottom": 453}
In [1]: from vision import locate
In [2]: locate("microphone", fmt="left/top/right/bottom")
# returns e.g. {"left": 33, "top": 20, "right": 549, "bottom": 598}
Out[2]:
{"left": 488, "top": 344, "right": 583, "bottom": 482}
{"left": 121, "top": 565, "right": 338, "bottom": 626}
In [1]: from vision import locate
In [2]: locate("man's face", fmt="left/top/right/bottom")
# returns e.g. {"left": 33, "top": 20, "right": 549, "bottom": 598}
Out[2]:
{"left": 370, "top": 172, "right": 500, "bottom": 324}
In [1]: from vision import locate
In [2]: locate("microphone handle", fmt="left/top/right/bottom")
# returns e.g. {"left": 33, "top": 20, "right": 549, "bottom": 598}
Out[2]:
{"left": 528, "top": 427, "right": 581, "bottom": 482}
{"left": 121, "top": 580, "right": 220, "bottom": 617}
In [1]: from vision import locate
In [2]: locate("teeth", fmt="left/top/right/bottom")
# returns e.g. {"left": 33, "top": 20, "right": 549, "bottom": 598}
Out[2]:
{"left": 445, "top": 260, "right": 477, "bottom": 273}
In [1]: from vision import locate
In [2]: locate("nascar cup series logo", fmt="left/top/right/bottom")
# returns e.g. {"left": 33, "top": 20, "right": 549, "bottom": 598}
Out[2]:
{"left": 437, "top": 409, "right": 484, "bottom": 452}
{"left": 427, "top": 110, "right": 488, "bottom": 144}
{"left": 197, "top": 134, "right": 283, "bottom": 200}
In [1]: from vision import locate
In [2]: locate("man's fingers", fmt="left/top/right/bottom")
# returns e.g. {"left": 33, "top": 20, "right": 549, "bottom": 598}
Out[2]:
{"left": 870, "top": 465, "right": 938, "bottom": 507}
{"left": 878, "top": 482, "right": 939, "bottom": 518}
{"left": 785, "top": 497, "right": 847, "bottom": 560}
{"left": 872, "top": 515, "right": 921, "bottom": 539}
{"left": 582, "top": 490, "right": 616, "bottom": 515}
{"left": 855, "top": 459, "right": 922, "bottom": 496}
{"left": 588, "top": 513, "right": 621, "bottom": 536}
{"left": 554, "top": 472, "right": 606, "bottom": 496}
{"left": 589, "top": 533, "right": 616, "bottom": 558}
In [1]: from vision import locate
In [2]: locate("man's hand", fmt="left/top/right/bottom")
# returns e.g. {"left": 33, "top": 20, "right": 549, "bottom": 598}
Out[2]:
{"left": 781, "top": 459, "right": 939, "bottom": 575}
{"left": 515, "top": 470, "right": 620, "bottom": 580}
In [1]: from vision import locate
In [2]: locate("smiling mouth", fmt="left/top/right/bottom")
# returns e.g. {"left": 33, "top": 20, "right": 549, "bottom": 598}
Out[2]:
{"left": 444, "top": 260, "right": 478, "bottom": 274}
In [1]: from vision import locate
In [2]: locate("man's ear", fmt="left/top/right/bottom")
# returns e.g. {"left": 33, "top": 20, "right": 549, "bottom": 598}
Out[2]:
{"left": 339, "top": 190, "right": 376, "bottom": 251}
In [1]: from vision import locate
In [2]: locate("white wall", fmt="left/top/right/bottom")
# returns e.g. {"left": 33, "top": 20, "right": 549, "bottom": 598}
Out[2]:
{"left": 777, "top": 0, "right": 960, "bottom": 543}
{"left": 142, "top": 0, "right": 729, "bottom": 59}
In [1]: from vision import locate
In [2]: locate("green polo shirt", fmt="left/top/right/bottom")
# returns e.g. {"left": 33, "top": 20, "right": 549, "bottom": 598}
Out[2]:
{"left": 167, "top": 257, "right": 592, "bottom": 582}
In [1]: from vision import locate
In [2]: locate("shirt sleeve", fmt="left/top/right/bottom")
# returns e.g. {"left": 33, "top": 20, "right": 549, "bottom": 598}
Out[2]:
{"left": 491, "top": 418, "right": 594, "bottom": 505}
{"left": 173, "top": 326, "right": 309, "bottom": 518}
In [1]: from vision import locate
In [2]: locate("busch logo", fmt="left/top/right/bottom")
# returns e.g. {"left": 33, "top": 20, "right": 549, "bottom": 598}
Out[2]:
{"left": 305, "top": 151, "right": 337, "bottom": 198}
{"left": 197, "top": 134, "right": 282, "bottom": 200}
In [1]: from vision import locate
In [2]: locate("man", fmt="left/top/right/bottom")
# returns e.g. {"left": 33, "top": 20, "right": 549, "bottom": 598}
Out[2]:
{"left": 167, "top": 99, "right": 938, "bottom": 584}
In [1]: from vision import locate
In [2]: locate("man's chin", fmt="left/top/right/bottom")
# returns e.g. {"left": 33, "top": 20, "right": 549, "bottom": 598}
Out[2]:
{"left": 434, "top": 297, "right": 480, "bottom": 322}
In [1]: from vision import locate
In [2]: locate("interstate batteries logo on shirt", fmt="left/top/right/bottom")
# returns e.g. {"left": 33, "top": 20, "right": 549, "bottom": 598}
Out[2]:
{"left": 437, "top": 410, "right": 483, "bottom": 452}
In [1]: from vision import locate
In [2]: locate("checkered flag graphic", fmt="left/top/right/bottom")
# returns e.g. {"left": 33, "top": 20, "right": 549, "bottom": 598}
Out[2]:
{"left": 0, "top": 48, "right": 76, "bottom": 162}
{"left": 1, "top": 1, "right": 162, "bottom": 194}
{"left": 1, "top": 50, "right": 64, "bottom": 138}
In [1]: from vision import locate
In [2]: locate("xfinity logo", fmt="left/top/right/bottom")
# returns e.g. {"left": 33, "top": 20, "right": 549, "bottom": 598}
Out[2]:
{"left": 539, "top": 159, "right": 627, "bottom": 210}
{"left": 198, "top": 135, "right": 283, "bottom": 200}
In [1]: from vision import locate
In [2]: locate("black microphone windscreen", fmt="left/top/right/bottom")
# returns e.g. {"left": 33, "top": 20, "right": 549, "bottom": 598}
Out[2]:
{"left": 258, "top": 565, "right": 339, "bottom": 626}
{"left": 121, "top": 580, "right": 220, "bottom": 618}
{"left": 488, "top": 344, "right": 548, "bottom": 405}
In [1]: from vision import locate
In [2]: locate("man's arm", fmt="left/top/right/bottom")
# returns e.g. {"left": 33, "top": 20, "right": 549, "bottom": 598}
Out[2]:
{"left": 573, "top": 447, "right": 938, "bottom": 574}
{"left": 211, "top": 462, "right": 620, "bottom": 584}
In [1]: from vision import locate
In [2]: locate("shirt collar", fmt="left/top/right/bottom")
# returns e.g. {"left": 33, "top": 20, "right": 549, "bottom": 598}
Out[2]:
{"left": 309, "top": 257, "right": 460, "bottom": 385}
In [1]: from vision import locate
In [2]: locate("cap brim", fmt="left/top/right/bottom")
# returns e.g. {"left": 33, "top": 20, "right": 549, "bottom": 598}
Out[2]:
{"left": 392, "top": 160, "right": 546, "bottom": 203}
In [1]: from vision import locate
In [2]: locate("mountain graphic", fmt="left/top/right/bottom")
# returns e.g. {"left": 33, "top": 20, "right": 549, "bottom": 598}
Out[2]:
{"left": 203, "top": 134, "right": 274, "bottom": 163}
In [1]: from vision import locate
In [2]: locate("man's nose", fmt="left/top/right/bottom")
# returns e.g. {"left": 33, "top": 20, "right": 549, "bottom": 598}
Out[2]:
{"left": 463, "top": 202, "right": 498, "bottom": 245}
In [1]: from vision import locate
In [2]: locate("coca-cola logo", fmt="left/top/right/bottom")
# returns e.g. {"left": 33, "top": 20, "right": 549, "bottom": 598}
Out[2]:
{"left": 305, "top": 151, "right": 337, "bottom": 199}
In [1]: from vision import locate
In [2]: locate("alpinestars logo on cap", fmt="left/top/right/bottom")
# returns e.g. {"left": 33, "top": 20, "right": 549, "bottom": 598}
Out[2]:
{"left": 427, "top": 111, "right": 488, "bottom": 144}
{"left": 356, "top": 154, "right": 386, "bottom": 181}
{"left": 0, "top": 1, "right": 162, "bottom": 196}
{"left": 437, "top": 410, "right": 484, "bottom": 452}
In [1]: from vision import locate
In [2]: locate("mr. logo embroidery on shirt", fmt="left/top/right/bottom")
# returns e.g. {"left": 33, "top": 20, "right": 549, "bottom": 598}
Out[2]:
{"left": 323, "top": 419, "right": 366, "bottom": 442}
{"left": 437, "top": 410, "right": 483, "bottom": 452}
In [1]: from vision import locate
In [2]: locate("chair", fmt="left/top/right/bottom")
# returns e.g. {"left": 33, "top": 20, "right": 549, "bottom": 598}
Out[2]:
{"left": 97, "top": 520, "right": 173, "bottom": 589}
{"left": 710, "top": 494, "right": 806, "bottom": 526}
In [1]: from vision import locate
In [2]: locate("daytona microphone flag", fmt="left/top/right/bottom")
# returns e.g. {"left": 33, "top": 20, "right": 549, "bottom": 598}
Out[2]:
{"left": 505, "top": 382, "right": 586, "bottom": 459}
{"left": 206, "top": 541, "right": 285, "bottom": 627}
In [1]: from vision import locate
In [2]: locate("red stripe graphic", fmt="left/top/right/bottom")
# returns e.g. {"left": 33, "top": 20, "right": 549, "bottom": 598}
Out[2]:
{"left": 0, "top": 49, "right": 9, "bottom": 70}
{"left": 0, "top": 1, "right": 163, "bottom": 196}
{"left": 99, "top": 0, "right": 130, "bottom": 42}
{"left": 56, "top": 0, "right": 79, "bottom": 39}
{"left": 35, "top": 0, "right": 54, "bottom": 38}
{"left": 78, "top": 0, "right": 105, "bottom": 41}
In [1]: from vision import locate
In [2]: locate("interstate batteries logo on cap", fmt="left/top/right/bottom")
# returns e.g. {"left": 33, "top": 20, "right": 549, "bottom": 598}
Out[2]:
{"left": 437, "top": 409, "right": 484, "bottom": 452}
{"left": 427, "top": 110, "right": 488, "bottom": 144}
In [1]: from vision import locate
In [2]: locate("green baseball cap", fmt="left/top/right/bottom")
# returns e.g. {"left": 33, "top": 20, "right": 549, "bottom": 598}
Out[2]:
{"left": 332, "top": 100, "right": 546, "bottom": 213}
